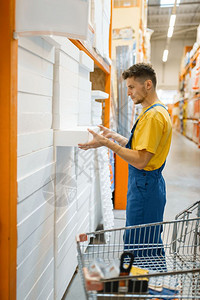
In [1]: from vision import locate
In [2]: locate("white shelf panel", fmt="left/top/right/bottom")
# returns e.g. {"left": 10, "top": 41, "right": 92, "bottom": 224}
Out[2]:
{"left": 54, "top": 126, "right": 99, "bottom": 147}
{"left": 91, "top": 90, "right": 109, "bottom": 100}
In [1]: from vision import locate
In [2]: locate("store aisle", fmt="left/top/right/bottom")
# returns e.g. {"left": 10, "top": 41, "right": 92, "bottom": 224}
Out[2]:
{"left": 63, "top": 130, "right": 200, "bottom": 300}
{"left": 163, "top": 130, "right": 200, "bottom": 220}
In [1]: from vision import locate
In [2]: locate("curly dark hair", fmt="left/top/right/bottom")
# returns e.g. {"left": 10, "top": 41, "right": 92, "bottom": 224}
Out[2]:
{"left": 122, "top": 63, "right": 157, "bottom": 88}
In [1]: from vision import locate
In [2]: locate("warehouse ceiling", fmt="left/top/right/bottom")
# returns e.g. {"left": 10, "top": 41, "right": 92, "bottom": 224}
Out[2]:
{"left": 147, "top": 0, "right": 200, "bottom": 40}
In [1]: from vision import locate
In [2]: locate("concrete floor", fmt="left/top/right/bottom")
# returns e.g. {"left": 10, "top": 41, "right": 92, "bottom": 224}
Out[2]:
{"left": 62, "top": 130, "right": 200, "bottom": 300}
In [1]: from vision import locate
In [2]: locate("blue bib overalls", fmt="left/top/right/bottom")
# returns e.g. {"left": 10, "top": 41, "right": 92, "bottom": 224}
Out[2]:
{"left": 124, "top": 104, "right": 168, "bottom": 267}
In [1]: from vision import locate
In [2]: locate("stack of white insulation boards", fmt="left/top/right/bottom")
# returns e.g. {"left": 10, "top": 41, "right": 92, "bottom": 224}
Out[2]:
{"left": 17, "top": 35, "right": 114, "bottom": 300}
{"left": 17, "top": 36, "right": 55, "bottom": 300}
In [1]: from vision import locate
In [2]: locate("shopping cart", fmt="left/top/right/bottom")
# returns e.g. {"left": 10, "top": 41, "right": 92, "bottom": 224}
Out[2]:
{"left": 76, "top": 203, "right": 200, "bottom": 299}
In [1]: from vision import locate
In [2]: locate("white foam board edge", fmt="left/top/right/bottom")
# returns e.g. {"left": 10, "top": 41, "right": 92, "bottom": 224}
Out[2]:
{"left": 54, "top": 126, "right": 99, "bottom": 147}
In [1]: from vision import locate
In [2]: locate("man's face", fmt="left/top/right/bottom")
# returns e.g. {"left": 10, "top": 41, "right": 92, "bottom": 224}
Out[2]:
{"left": 126, "top": 77, "right": 148, "bottom": 105}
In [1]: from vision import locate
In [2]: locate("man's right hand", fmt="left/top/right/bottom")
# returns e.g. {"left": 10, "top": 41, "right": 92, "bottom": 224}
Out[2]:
{"left": 98, "top": 125, "right": 128, "bottom": 147}
{"left": 98, "top": 125, "right": 114, "bottom": 139}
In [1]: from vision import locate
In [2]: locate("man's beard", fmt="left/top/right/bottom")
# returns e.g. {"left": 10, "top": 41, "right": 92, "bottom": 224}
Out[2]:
{"left": 134, "top": 97, "right": 144, "bottom": 105}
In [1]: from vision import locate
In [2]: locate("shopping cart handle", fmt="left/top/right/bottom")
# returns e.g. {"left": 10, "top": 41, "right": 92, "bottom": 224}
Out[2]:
{"left": 120, "top": 252, "right": 134, "bottom": 275}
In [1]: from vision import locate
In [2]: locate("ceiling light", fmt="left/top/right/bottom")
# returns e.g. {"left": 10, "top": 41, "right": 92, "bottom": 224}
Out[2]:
{"left": 162, "top": 49, "right": 169, "bottom": 62}
{"left": 167, "top": 26, "right": 174, "bottom": 38}
{"left": 169, "top": 14, "right": 176, "bottom": 27}
{"left": 160, "top": 0, "right": 180, "bottom": 7}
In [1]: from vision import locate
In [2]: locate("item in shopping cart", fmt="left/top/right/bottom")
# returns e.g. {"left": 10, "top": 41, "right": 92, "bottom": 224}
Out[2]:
{"left": 89, "top": 258, "right": 106, "bottom": 279}
{"left": 129, "top": 265, "right": 149, "bottom": 279}
{"left": 89, "top": 258, "right": 119, "bottom": 279}
{"left": 104, "top": 261, "right": 119, "bottom": 279}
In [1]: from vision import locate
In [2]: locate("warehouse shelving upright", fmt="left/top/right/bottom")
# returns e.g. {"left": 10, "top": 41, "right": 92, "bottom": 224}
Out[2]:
{"left": 0, "top": 1, "right": 17, "bottom": 299}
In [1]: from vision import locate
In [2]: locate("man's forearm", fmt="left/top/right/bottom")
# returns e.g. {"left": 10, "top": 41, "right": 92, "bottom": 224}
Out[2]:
{"left": 112, "top": 132, "right": 128, "bottom": 147}
{"left": 103, "top": 138, "right": 145, "bottom": 169}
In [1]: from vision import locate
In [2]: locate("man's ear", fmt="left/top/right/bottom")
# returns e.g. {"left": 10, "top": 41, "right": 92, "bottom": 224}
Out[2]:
{"left": 145, "top": 80, "right": 153, "bottom": 90}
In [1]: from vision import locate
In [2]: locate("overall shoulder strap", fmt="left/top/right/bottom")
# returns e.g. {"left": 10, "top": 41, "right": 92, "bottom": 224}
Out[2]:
{"left": 144, "top": 103, "right": 168, "bottom": 114}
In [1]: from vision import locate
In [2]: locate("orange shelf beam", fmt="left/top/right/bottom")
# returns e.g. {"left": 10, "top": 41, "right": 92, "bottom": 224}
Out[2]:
{"left": 70, "top": 39, "right": 110, "bottom": 74}
{"left": 104, "top": 0, "right": 113, "bottom": 128}
{"left": 0, "top": 0, "right": 17, "bottom": 299}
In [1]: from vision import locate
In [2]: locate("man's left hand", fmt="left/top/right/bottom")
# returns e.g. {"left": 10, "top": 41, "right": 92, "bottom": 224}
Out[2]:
{"left": 78, "top": 129, "right": 107, "bottom": 150}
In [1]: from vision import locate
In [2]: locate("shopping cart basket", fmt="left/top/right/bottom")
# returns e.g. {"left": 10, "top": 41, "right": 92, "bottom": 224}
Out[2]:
{"left": 76, "top": 216, "right": 200, "bottom": 299}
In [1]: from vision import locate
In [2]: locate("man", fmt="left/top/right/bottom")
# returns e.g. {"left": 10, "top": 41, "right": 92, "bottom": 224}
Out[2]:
{"left": 78, "top": 63, "right": 172, "bottom": 261}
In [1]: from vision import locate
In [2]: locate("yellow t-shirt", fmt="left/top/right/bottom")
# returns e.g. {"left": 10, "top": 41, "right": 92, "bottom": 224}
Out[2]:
{"left": 131, "top": 101, "right": 172, "bottom": 171}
